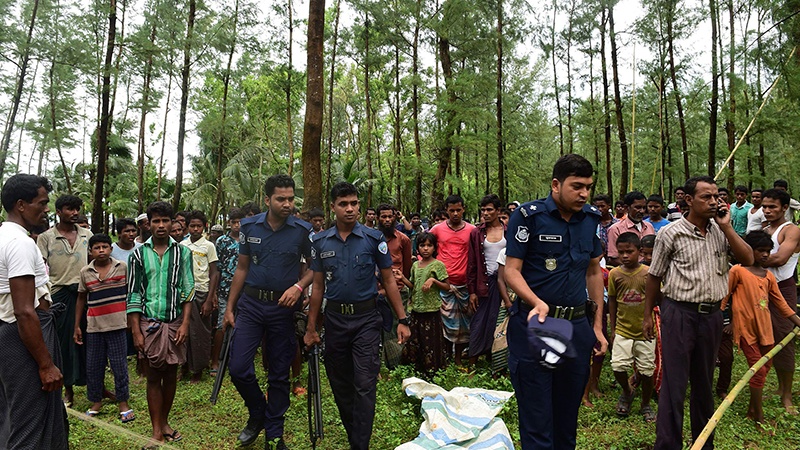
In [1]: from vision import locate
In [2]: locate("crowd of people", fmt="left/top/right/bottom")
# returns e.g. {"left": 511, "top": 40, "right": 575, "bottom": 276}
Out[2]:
{"left": 1, "top": 155, "right": 800, "bottom": 450}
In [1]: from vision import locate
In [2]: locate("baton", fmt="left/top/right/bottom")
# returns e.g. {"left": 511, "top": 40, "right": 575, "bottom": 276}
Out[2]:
{"left": 209, "top": 326, "right": 233, "bottom": 405}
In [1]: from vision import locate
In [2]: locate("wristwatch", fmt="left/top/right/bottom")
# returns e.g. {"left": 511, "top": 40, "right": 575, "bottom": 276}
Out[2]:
{"left": 398, "top": 317, "right": 411, "bottom": 326}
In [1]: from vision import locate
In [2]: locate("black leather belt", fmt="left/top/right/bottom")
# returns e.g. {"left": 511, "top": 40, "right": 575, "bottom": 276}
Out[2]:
{"left": 666, "top": 297, "right": 720, "bottom": 315}
{"left": 518, "top": 301, "right": 586, "bottom": 320}
{"left": 326, "top": 298, "right": 376, "bottom": 315}
{"left": 244, "top": 286, "right": 281, "bottom": 302}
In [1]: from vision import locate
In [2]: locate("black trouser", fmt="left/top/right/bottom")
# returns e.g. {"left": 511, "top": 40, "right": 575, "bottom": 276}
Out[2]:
{"left": 655, "top": 298, "right": 722, "bottom": 450}
{"left": 324, "top": 307, "right": 382, "bottom": 450}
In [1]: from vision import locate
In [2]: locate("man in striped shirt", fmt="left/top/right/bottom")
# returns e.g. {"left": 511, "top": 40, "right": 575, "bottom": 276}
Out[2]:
{"left": 644, "top": 176, "right": 753, "bottom": 450}
{"left": 127, "top": 201, "right": 194, "bottom": 446}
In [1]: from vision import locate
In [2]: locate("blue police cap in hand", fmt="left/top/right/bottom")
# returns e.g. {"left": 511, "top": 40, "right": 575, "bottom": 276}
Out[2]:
{"left": 527, "top": 314, "right": 577, "bottom": 369}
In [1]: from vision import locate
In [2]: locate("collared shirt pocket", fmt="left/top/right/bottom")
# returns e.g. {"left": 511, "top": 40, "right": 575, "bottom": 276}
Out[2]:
{"left": 354, "top": 252, "right": 377, "bottom": 281}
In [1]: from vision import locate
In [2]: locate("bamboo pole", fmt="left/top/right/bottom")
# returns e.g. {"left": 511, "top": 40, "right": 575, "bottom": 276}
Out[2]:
{"left": 691, "top": 326, "right": 800, "bottom": 450}
{"left": 714, "top": 46, "right": 796, "bottom": 181}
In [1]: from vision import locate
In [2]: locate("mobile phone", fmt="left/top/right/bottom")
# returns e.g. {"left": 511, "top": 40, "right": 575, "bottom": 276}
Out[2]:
{"left": 716, "top": 207, "right": 727, "bottom": 218}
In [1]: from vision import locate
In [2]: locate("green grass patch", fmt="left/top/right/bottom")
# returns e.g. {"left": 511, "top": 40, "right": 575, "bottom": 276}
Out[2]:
{"left": 69, "top": 348, "right": 800, "bottom": 449}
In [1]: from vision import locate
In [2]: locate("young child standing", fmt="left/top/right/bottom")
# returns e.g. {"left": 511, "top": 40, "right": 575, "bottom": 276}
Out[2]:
{"left": 181, "top": 210, "right": 219, "bottom": 383}
{"left": 722, "top": 231, "right": 800, "bottom": 426}
{"left": 74, "top": 234, "right": 133, "bottom": 422}
{"left": 608, "top": 232, "right": 656, "bottom": 422}
{"left": 399, "top": 232, "right": 450, "bottom": 375}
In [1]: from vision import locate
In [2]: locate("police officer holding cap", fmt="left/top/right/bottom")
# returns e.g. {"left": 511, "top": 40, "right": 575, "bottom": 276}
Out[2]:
{"left": 504, "top": 154, "right": 608, "bottom": 449}
{"left": 304, "top": 182, "right": 410, "bottom": 450}
{"left": 223, "top": 174, "right": 313, "bottom": 450}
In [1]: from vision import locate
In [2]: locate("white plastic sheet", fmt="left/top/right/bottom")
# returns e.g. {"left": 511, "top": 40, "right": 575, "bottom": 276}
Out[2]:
{"left": 395, "top": 377, "right": 515, "bottom": 450}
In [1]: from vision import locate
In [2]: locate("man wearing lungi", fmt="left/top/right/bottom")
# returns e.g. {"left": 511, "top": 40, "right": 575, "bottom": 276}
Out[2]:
{"left": 127, "top": 201, "right": 195, "bottom": 447}
{"left": 0, "top": 174, "right": 68, "bottom": 449}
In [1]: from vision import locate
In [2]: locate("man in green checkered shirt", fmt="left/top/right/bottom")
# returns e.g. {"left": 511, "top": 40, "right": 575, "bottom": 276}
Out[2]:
{"left": 127, "top": 201, "right": 194, "bottom": 446}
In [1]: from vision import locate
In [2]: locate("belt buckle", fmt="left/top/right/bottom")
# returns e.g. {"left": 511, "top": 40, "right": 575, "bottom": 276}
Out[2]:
{"left": 553, "top": 305, "right": 566, "bottom": 319}
{"left": 340, "top": 303, "right": 354, "bottom": 315}
{"left": 697, "top": 303, "right": 712, "bottom": 314}
{"left": 564, "top": 307, "right": 574, "bottom": 320}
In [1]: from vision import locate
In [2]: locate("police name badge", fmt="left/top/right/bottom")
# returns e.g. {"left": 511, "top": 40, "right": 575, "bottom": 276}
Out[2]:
{"left": 515, "top": 226, "right": 529, "bottom": 243}
{"left": 545, "top": 257, "right": 557, "bottom": 271}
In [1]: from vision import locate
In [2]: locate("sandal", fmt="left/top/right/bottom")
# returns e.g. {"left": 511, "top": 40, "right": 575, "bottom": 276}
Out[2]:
{"left": 209, "top": 368, "right": 218, "bottom": 377}
{"left": 641, "top": 405, "right": 656, "bottom": 423}
{"left": 616, "top": 392, "right": 634, "bottom": 417}
{"left": 163, "top": 430, "right": 182, "bottom": 442}
{"left": 85, "top": 409, "right": 101, "bottom": 417}
{"left": 120, "top": 409, "right": 136, "bottom": 423}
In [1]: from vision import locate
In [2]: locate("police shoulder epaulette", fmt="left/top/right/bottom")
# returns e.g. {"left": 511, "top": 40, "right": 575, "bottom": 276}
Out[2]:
{"left": 363, "top": 226, "right": 384, "bottom": 241}
{"left": 519, "top": 202, "right": 544, "bottom": 218}
{"left": 584, "top": 204, "right": 601, "bottom": 216}
{"left": 239, "top": 213, "right": 261, "bottom": 228}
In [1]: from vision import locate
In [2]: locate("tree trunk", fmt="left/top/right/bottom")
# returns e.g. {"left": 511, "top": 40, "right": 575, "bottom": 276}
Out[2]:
{"left": 393, "top": 44, "right": 402, "bottom": 209}
{"left": 301, "top": 0, "right": 325, "bottom": 209}
{"left": 601, "top": 4, "right": 613, "bottom": 197}
{"left": 211, "top": 0, "right": 239, "bottom": 224}
{"left": 138, "top": 21, "right": 156, "bottom": 213}
{"left": 364, "top": 18, "right": 373, "bottom": 207}
{"left": 107, "top": 0, "right": 127, "bottom": 134}
{"left": 325, "top": 0, "right": 341, "bottom": 211}
{"left": 551, "top": 0, "right": 564, "bottom": 156}
{"left": 496, "top": 0, "right": 505, "bottom": 201}
{"left": 708, "top": 0, "right": 719, "bottom": 177}
{"left": 49, "top": 61, "right": 72, "bottom": 193}
{"left": 93, "top": 0, "right": 116, "bottom": 234}
{"left": 565, "top": 0, "right": 575, "bottom": 154}
{"left": 0, "top": 0, "right": 40, "bottom": 181}
{"left": 14, "top": 61, "right": 39, "bottom": 174}
{"left": 609, "top": 3, "right": 628, "bottom": 197}
{"left": 286, "top": 0, "right": 294, "bottom": 176}
{"left": 173, "top": 0, "right": 196, "bottom": 211}
{"left": 724, "top": 0, "right": 736, "bottom": 190}
{"left": 589, "top": 38, "right": 599, "bottom": 195}
{"left": 667, "top": 0, "right": 689, "bottom": 180}
{"left": 430, "top": 36, "right": 456, "bottom": 211}
{"left": 412, "top": 0, "right": 422, "bottom": 213}
{"left": 156, "top": 52, "right": 174, "bottom": 202}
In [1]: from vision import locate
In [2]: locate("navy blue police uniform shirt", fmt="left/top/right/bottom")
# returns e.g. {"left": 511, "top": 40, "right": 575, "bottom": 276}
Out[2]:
{"left": 239, "top": 212, "right": 312, "bottom": 292}
{"left": 310, "top": 222, "right": 393, "bottom": 303}
{"left": 505, "top": 195, "right": 603, "bottom": 308}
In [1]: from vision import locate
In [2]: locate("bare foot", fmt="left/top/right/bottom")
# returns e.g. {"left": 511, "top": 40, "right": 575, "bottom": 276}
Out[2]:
{"left": 590, "top": 388, "right": 604, "bottom": 398}
{"left": 190, "top": 372, "right": 203, "bottom": 384}
{"left": 582, "top": 397, "right": 594, "bottom": 408}
{"left": 783, "top": 403, "right": 798, "bottom": 415}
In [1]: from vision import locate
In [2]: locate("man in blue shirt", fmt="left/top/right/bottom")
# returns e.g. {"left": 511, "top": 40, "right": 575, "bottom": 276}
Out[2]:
{"left": 644, "top": 194, "right": 671, "bottom": 232}
{"left": 222, "top": 175, "right": 313, "bottom": 450}
{"left": 304, "top": 182, "right": 410, "bottom": 450}
{"left": 504, "top": 154, "right": 608, "bottom": 450}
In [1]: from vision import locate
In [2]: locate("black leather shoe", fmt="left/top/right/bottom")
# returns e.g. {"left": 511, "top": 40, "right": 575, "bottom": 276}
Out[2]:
{"left": 238, "top": 417, "right": 264, "bottom": 446}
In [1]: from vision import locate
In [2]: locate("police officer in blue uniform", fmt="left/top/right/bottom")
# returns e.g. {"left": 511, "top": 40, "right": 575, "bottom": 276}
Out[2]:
{"left": 222, "top": 174, "right": 313, "bottom": 450}
{"left": 504, "top": 154, "right": 608, "bottom": 450}
{"left": 303, "top": 182, "right": 410, "bottom": 450}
